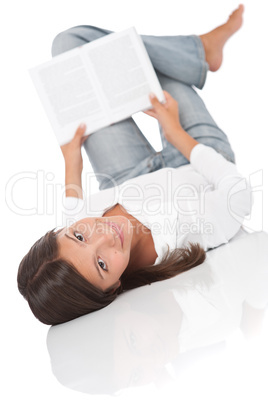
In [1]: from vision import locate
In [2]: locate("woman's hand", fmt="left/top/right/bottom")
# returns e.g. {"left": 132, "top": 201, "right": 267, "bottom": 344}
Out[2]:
{"left": 60, "top": 123, "right": 89, "bottom": 199}
{"left": 144, "top": 90, "right": 183, "bottom": 144}
{"left": 144, "top": 90, "right": 199, "bottom": 161}
{"left": 60, "top": 123, "right": 89, "bottom": 174}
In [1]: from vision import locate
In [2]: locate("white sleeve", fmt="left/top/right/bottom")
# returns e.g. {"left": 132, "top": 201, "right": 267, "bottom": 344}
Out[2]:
{"left": 61, "top": 196, "right": 86, "bottom": 227}
{"left": 181, "top": 144, "right": 252, "bottom": 250}
{"left": 60, "top": 189, "right": 115, "bottom": 227}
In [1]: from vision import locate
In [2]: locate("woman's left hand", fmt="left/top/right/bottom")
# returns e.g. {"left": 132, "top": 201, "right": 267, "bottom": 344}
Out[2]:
{"left": 144, "top": 90, "right": 183, "bottom": 145}
{"left": 60, "top": 123, "right": 89, "bottom": 174}
{"left": 144, "top": 90, "right": 199, "bottom": 160}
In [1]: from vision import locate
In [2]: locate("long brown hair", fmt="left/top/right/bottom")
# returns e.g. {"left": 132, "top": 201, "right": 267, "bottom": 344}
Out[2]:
{"left": 17, "top": 228, "right": 206, "bottom": 325}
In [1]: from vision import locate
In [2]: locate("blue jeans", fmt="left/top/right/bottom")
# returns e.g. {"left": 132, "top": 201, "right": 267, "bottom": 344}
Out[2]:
{"left": 52, "top": 25, "right": 235, "bottom": 190}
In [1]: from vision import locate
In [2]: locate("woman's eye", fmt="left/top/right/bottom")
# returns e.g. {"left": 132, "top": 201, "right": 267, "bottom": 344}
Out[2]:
{"left": 74, "top": 232, "right": 85, "bottom": 242}
{"left": 98, "top": 258, "right": 107, "bottom": 271}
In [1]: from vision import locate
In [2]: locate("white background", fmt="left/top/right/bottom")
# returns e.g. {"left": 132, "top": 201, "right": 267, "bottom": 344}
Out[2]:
{"left": 2, "top": 0, "right": 267, "bottom": 401}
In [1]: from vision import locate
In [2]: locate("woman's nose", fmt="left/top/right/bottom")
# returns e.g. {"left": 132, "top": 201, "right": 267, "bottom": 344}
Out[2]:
{"left": 95, "top": 224, "right": 115, "bottom": 247}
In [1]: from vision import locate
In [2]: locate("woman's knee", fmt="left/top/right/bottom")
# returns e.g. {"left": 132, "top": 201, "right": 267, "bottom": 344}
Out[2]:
{"left": 192, "top": 133, "right": 236, "bottom": 163}
{"left": 51, "top": 30, "right": 73, "bottom": 57}
{"left": 51, "top": 27, "right": 84, "bottom": 57}
{"left": 51, "top": 25, "right": 112, "bottom": 57}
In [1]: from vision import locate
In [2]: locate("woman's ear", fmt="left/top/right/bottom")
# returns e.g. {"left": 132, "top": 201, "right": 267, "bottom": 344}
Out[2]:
{"left": 114, "top": 280, "right": 122, "bottom": 291}
{"left": 108, "top": 280, "right": 121, "bottom": 294}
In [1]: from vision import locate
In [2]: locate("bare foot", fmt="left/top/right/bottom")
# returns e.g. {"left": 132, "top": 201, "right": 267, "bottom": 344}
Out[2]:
{"left": 199, "top": 4, "right": 244, "bottom": 72}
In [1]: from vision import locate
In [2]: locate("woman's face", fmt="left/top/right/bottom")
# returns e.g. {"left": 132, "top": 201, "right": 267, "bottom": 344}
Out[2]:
{"left": 56, "top": 216, "right": 133, "bottom": 292}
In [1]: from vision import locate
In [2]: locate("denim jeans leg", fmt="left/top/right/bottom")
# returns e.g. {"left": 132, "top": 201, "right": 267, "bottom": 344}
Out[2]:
{"left": 142, "top": 34, "right": 209, "bottom": 89}
{"left": 51, "top": 25, "right": 113, "bottom": 57}
{"left": 156, "top": 72, "right": 235, "bottom": 165}
{"left": 52, "top": 26, "right": 209, "bottom": 89}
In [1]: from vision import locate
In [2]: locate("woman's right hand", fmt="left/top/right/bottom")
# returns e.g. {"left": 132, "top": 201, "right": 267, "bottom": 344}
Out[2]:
{"left": 60, "top": 123, "right": 88, "bottom": 174}
{"left": 60, "top": 123, "right": 89, "bottom": 199}
{"left": 144, "top": 90, "right": 183, "bottom": 144}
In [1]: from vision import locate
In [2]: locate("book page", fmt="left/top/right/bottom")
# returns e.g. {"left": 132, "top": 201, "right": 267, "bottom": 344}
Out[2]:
{"left": 39, "top": 56, "right": 102, "bottom": 126}
{"left": 84, "top": 27, "right": 164, "bottom": 122}
{"left": 30, "top": 50, "right": 110, "bottom": 145}
{"left": 88, "top": 35, "right": 149, "bottom": 108}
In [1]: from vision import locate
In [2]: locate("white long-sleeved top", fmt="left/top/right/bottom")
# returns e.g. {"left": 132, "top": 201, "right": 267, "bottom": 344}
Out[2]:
{"left": 62, "top": 144, "right": 252, "bottom": 264}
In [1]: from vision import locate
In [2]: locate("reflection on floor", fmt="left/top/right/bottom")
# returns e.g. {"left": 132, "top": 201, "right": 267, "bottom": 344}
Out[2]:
{"left": 47, "top": 230, "right": 268, "bottom": 399}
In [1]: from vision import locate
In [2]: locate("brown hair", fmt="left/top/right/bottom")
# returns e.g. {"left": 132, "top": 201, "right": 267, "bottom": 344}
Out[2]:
{"left": 17, "top": 228, "right": 206, "bottom": 325}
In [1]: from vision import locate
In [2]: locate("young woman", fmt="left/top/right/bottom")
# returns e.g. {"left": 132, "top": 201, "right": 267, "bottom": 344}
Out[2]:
{"left": 18, "top": 5, "right": 251, "bottom": 325}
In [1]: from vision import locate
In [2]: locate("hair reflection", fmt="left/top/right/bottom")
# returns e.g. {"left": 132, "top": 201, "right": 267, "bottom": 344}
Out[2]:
{"left": 46, "top": 232, "right": 268, "bottom": 396}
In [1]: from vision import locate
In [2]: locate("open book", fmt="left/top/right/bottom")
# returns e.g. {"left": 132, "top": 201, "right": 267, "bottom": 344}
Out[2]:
{"left": 30, "top": 27, "right": 165, "bottom": 145}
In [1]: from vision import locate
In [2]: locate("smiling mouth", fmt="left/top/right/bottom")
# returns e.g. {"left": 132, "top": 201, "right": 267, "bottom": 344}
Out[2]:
{"left": 107, "top": 222, "right": 124, "bottom": 247}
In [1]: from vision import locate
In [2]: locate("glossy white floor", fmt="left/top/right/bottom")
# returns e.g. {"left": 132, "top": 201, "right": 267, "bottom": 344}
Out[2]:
{"left": 2, "top": 1, "right": 268, "bottom": 401}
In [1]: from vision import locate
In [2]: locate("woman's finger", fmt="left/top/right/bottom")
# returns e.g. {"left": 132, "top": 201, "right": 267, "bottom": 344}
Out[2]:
{"left": 149, "top": 93, "right": 163, "bottom": 111}
{"left": 75, "top": 123, "right": 86, "bottom": 137}
{"left": 81, "top": 134, "right": 90, "bottom": 145}
{"left": 163, "top": 90, "right": 172, "bottom": 100}
{"left": 72, "top": 123, "right": 87, "bottom": 145}
{"left": 143, "top": 109, "right": 157, "bottom": 118}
